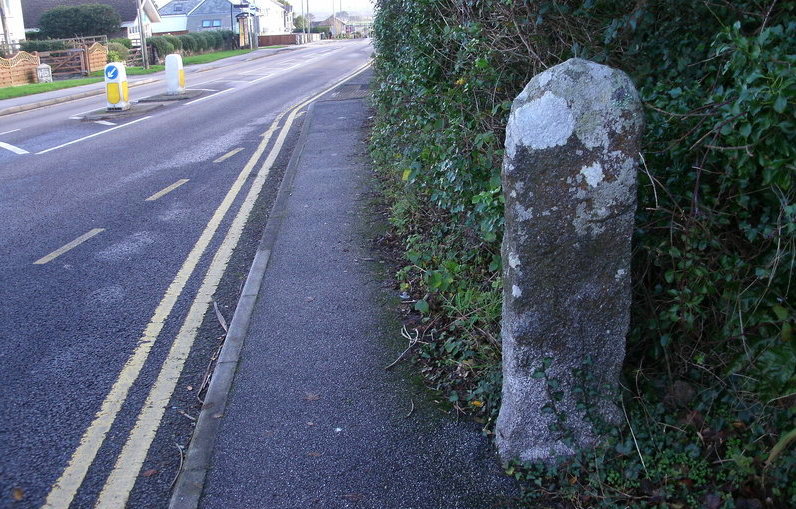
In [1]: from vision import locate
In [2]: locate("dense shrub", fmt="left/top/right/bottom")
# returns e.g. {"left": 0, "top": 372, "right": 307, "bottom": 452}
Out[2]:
{"left": 147, "top": 36, "right": 174, "bottom": 59}
{"left": 19, "top": 40, "right": 67, "bottom": 52}
{"left": 177, "top": 34, "right": 196, "bottom": 53}
{"left": 218, "top": 30, "right": 236, "bottom": 49}
{"left": 106, "top": 42, "right": 129, "bottom": 63}
{"left": 205, "top": 30, "right": 223, "bottom": 50}
{"left": 39, "top": 4, "right": 121, "bottom": 38}
{"left": 163, "top": 35, "right": 182, "bottom": 52}
{"left": 197, "top": 31, "right": 216, "bottom": 51}
{"left": 187, "top": 32, "right": 207, "bottom": 52}
{"left": 109, "top": 37, "right": 132, "bottom": 49}
{"left": 372, "top": 0, "right": 795, "bottom": 506}
{"left": 24, "top": 30, "right": 48, "bottom": 41}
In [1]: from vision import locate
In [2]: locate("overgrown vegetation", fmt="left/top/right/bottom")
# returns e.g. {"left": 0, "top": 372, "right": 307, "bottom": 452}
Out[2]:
{"left": 371, "top": 0, "right": 795, "bottom": 506}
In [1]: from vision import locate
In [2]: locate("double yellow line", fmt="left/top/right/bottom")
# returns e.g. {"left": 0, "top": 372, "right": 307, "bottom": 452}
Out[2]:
{"left": 43, "top": 59, "right": 372, "bottom": 509}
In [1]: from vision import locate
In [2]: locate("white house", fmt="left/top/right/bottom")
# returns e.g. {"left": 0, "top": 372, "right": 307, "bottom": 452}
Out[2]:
{"left": 0, "top": 0, "right": 26, "bottom": 46}
{"left": 153, "top": 0, "right": 290, "bottom": 36}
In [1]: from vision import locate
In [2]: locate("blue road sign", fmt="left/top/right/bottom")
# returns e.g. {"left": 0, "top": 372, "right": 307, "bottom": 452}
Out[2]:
{"left": 105, "top": 65, "right": 119, "bottom": 80}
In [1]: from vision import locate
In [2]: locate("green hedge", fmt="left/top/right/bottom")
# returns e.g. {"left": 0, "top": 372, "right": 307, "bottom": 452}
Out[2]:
{"left": 177, "top": 34, "right": 196, "bottom": 53}
{"left": 162, "top": 35, "right": 181, "bottom": 52}
{"left": 109, "top": 37, "right": 132, "bottom": 49}
{"left": 19, "top": 40, "right": 67, "bottom": 52}
{"left": 372, "top": 0, "right": 795, "bottom": 506}
{"left": 147, "top": 35, "right": 174, "bottom": 58}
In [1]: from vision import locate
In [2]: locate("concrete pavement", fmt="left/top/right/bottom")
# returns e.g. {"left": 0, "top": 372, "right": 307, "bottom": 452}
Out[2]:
{"left": 173, "top": 69, "right": 520, "bottom": 508}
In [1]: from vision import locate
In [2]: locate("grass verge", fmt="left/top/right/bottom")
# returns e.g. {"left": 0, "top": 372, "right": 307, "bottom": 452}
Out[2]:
{"left": 0, "top": 78, "right": 103, "bottom": 100}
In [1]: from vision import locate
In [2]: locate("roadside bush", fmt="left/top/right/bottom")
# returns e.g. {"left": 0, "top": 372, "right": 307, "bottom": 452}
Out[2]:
{"left": 39, "top": 4, "right": 121, "bottom": 38}
{"left": 206, "top": 30, "right": 223, "bottom": 50}
{"left": 163, "top": 35, "right": 182, "bottom": 52}
{"left": 106, "top": 42, "right": 128, "bottom": 63}
{"left": 187, "top": 33, "right": 207, "bottom": 52}
{"left": 109, "top": 37, "right": 132, "bottom": 49}
{"left": 197, "top": 31, "right": 216, "bottom": 51}
{"left": 218, "top": 30, "right": 236, "bottom": 49}
{"left": 19, "top": 40, "right": 67, "bottom": 52}
{"left": 372, "top": 0, "right": 795, "bottom": 506}
{"left": 177, "top": 34, "right": 196, "bottom": 53}
{"left": 147, "top": 36, "right": 174, "bottom": 59}
{"left": 24, "top": 30, "right": 48, "bottom": 41}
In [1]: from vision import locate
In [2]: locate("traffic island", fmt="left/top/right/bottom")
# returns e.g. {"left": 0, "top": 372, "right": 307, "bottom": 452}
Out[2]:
{"left": 80, "top": 102, "right": 165, "bottom": 121}
{"left": 137, "top": 89, "right": 205, "bottom": 103}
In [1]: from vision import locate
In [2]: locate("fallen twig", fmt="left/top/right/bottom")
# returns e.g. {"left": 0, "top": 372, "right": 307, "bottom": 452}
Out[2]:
{"left": 196, "top": 341, "right": 224, "bottom": 404}
{"left": 406, "top": 399, "right": 415, "bottom": 418}
{"left": 176, "top": 408, "right": 196, "bottom": 422}
{"left": 170, "top": 442, "right": 185, "bottom": 491}
{"left": 213, "top": 300, "right": 228, "bottom": 333}
{"left": 385, "top": 326, "right": 420, "bottom": 370}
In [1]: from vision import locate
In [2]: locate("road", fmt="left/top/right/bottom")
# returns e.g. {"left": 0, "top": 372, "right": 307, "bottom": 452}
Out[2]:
{"left": 0, "top": 39, "right": 372, "bottom": 508}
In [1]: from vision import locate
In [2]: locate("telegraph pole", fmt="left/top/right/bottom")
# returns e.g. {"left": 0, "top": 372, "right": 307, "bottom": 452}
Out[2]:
{"left": 1, "top": 0, "right": 11, "bottom": 49}
{"left": 137, "top": 0, "right": 149, "bottom": 68}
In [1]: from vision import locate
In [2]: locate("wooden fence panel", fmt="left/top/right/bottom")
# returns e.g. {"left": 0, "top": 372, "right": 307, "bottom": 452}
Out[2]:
{"left": 86, "top": 43, "right": 108, "bottom": 72}
{"left": 0, "top": 51, "right": 41, "bottom": 87}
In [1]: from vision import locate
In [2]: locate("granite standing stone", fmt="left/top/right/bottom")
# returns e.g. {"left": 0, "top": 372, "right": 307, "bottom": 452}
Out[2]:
{"left": 495, "top": 58, "right": 643, "bottom": 462}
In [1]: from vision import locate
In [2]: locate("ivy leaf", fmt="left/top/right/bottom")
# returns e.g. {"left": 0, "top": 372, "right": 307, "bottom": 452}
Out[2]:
{"left": 414, "top": 299, "right": 429, "bottom": 314}
{"left": 773, "top": 94, "right": 787, "bottom": 114}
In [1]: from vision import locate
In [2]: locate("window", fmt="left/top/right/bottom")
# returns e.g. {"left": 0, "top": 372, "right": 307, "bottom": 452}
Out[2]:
{"left": 202, "top": 19, "right": 221, "bottom": 28}
{"left": 173, "top": 3, "right": 183, "bottom": 12}
{"left": 213, "top": 20, "right": 221, "bottom": 27}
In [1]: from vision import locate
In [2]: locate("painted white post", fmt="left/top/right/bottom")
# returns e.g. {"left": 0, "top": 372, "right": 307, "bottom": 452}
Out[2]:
{"left": 104, "top": 62, "right": 130, "bottom": 111}
{"left": 165, "top": 54, "right": 185, "bottom": 95}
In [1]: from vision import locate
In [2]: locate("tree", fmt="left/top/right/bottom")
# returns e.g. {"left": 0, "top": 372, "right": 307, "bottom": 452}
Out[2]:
{"left": 335, "top": 11, "right": 349, "bottom": 19}
{"left": 39, "top": 4, "right": 121, "bottom": 38}
{"left": 293, "top": 15, "right": 309, "bottom": 31}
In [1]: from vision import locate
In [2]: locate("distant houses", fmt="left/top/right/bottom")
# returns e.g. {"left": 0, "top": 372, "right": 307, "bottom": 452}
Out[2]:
{"left": 152, "top": 0, "right": 292, "bottom": 36}
{"left": 310, "top": 15, "right": 372, "bottom": 37}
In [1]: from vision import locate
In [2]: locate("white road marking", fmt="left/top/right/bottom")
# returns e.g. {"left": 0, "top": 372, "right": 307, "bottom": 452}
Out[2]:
{"left": 36, "top": 117, "right": 152, "bottom": 155}
{"left": 213, "top": 147, "right": 244, "bottom": 163}
{"left": 0, "top": 141, "right": 29, "bottom": 155}
{"left": 145, "top": 179, "right": 189, "bottom": 201}
{"left": 183, "top": 88, "right": 233, "bottom": 106}
{"left": 94, "top": 120, "right": 116, "bottom": 126}
{"left": 0, "top": 128, "right": 21, "bottom": 135}
{"left": 33, "top": 228, "right": 105, "bottom": 265}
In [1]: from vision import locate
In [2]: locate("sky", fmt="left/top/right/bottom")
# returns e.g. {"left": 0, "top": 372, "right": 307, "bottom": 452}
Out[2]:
{"left": 298, "top": 0, "right": 375, "bottom": 18}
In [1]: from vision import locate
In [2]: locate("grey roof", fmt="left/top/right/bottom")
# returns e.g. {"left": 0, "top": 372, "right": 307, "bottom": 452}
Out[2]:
{"left": 191, "top": 0, "right": 240, "bottom": 16}
{"left": 23, "top": 0, "right": 140, "bottom": 28}
{"left": 158, "top": 0, "right": 204, "bottom": 16}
